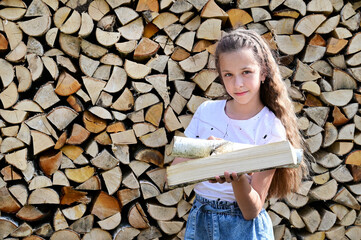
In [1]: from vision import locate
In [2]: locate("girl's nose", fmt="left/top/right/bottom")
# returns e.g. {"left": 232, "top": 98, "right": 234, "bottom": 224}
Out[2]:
{"left": 234, "top": 75, "right": 244, "bottom": 86}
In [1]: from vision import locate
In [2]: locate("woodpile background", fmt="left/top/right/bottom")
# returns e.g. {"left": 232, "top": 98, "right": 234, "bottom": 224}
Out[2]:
{"left": 0, "top": 0, "right": 361, "bottom": 239}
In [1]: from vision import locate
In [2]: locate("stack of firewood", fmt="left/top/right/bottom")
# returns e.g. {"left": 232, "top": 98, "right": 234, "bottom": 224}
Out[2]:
{"left": 0, "top": 0, "right": 360, "bottom": 239}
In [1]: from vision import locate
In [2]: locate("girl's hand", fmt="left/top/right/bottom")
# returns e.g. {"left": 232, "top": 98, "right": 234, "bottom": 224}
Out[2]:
{"left": 209, "top": 171, "right": 242, "bottom": 184}
{"left": 207, "top": 136, "right": 246, "bottom": 184}
{"left": 207, "top": 136, "right": 223, "bottom": 140}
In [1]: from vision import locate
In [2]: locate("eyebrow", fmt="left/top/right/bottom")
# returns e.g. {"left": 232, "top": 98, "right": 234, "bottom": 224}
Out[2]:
{"left": 221, "top": 67, "right": 254, "bottom": 72}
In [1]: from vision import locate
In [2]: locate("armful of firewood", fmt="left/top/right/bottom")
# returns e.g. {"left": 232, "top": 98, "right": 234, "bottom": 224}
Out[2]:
{"left": 166, "top": 137, "right": 303, "bottom": 189}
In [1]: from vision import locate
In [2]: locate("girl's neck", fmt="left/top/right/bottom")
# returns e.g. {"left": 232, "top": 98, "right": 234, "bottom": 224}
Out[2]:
{"left": 225, "top": 99, "right": 265, "bottom": 120}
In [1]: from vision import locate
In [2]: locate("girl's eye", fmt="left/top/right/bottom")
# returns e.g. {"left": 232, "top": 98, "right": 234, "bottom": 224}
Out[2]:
{"left": 243, "top": 71, "right": 251, "bottom": 75}
{"left": 224, "top": 73, "right": 232, "bottom": 77}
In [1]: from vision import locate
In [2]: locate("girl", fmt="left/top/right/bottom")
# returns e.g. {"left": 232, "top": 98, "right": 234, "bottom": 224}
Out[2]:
{"left": 171, "top": 29, "right": 308, "bottom": 240}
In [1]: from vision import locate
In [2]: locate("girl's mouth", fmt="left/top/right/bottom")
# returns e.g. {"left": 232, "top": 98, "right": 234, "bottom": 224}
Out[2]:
{"left": 235, "top": 91, "right": 248, "bottom": 96}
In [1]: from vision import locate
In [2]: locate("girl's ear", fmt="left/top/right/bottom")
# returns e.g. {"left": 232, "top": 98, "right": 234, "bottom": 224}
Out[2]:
{"left": 260, "top": 72, "right": 266, "bottom": 83}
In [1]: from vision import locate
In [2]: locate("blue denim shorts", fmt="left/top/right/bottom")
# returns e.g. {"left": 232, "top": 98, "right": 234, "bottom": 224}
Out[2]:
{"left": 184, "top": 194, "right": 274, "bottom": 240}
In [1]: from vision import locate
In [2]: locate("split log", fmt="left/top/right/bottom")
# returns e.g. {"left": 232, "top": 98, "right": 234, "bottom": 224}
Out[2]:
{"left": 0, "top": 219, "right": 17, "bottom": 238}
{"left": 285, "top": 192, "right": 309, "bottom": 209}
{"left": 309, "top": 179, "right": 338, "bottom": 201}
{"left": 65, "top": 166, "right": 95, "bottom": 183}
{"left": 9, "top": 184, "right": 28, "bottom": 206}
{"left": 0, "top": 186, "right": 22, "bottom": 213}
{"left": 50, "top": 230, "right": 80, "bottom": 240}
{"left": 290, "top": 209, "right": 306, "bottom": 229}
{"left": 139, "top": 128, "right": 168, "bottom": 147}
{"left": 325, "top": 226, "right": 345, "bottom": 239}
{"left": 62, "top": 204, "right": 87, "bottom": 220}
{"left": 168, "top": 138, "right": 301, "bottom": 188}
{"left": 18, "top": 15, "right": 51, "bottom": 37}
{"left": 275, "top": 35, "right": 305, "bottom": 55}
{"left": 128, "top": 202, "right": 150, "bottom": 229}
{"left": 28, "top": 188, "right": 60, "bottom": 204}
{"left": 76, "top": 175, "right": 101, "bottom": 191}
{"left": 156, "top": 187, "right": 184, "bottom": 206}
{"left": 179, "top": 51, "right": 208, "bottom": 73}
{"left": 91, "top": 191, "right": 120, "bottom": 220}
{"left": 29, "top": 176, "right": 52, "bottom": 190}
{"left": 102, "top": 166, "right": 122, "bottom": 195}
{"left": 69, "top": 215, "right": 94, "bottom": 234}
{"left": 114, "top": 226, "right": 140, "bottom": 240}
{"left": 157, "top": 220, "right": 183, "bottom": 235}
{"left": 147, "top": 203, "right": 176, "bottom": 221}
{"left": 299, "top": 206, "right": 321, "bottom": 233}
{"left": 333, "top": 187, "right": 360, "bottom": 210}
{"left": 318, "top": 208, "right": 337, "bottom": 231}
{"left": 118, "top": 18, "right": 144, "bottom": 40}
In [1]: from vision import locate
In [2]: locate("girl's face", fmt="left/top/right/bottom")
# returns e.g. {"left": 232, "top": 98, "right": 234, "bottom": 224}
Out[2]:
{"left": 219, "top": 48, "right": 265, "bottom": 110}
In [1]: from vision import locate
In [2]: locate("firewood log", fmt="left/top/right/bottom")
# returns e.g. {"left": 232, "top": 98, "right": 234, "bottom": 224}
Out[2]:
{"left": 0, "top": 218, "right": 17, "bottom": 238}
{"left": 28, "top": 188, "right": 60, "bottom": 204}
{"left": 0, "top": 186, "right": 22, "bottom": 213}
{"left": 333, "top": 187, "right": 360, "bottom": 210}
{"left": 299, "top": 206, "right": 321, "bottom": 233}
{"left": 3, "top": 20, "right": 23, "bottom": 50}
{"left": 10, "top": 223, "right": 32, "bottom": 238}
{"left": 147, "top": 203, "right": 177, "bottom": 221}
{"left": 158, "top": 220, "right": 184, "bottom": 235}
{"left": 65, "top": 166, "right": 95, "bottom": 183}
{"left": 50, "top": 230, "right": 80, "bottom": 240}
{"left": 128, "top": 202, "right": 150, "bottom": 229}
{"left": 346, "top": 226, "right": 361, "bottom": 239}
{"left": 69, "top": 215, "right": 94, "bottom": 234}
{"left": 156, "top": 188, "right": 183, "bottom": 206}
{"left": 62, "top": 204, "right": 87, "bottom": 220}
{"left": 75, "top": 175, "right": 101, "bottom": 191}
{"left": 290, "top": 209, "right": 306, "bottom": 229}
{"left": 328, "top": 141, "right": 354, "bottom": 156}
{"left": 118, "top": 18, "right": 144, "bottom": 40}
{"left": 325, "top": 226, "right": 345, "bottom": 239}
{"left": 275, "top": 35, "right": 305, "bottom": 55}
{"left": 15, "top": 65, "right": 32, "bottom": 92}
{"left": 8, "top": 184, "right": 27, "bottom": 206}
{"left": 29, "top": 176, "right": 52, "bottom": 190}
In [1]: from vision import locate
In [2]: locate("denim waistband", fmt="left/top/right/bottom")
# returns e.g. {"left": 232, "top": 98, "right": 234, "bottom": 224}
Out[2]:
{"left": 195, "top": 194, "right": 239, "bottom": 209}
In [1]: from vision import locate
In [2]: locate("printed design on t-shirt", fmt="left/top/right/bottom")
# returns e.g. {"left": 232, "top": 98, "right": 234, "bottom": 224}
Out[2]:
{"left": 196, "top": 117, "right": 226, "bottom": 140}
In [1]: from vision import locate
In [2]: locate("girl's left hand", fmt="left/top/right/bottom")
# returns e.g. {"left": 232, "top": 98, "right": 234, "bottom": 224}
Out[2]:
{"left": 209, "top": 171, "right": 242, "bottom": 184}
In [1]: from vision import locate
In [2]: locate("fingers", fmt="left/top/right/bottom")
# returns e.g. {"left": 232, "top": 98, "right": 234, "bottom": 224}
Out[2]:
{"left": 224, "top": 171, "right": 239, "bottom": 183}
{"left": 208, "top": 172, "right": 241, "bottom": 184}
{"left": 207, "top": 136, "right": 223, "bottom": 140}
{"left": 216, "top": 175, "right": 226, "bottom": 183}
{"left": 208, "top": 175, "right": 225, "bottom": 184}
{"left": 231, "top": 172, "right": 239, "bottom": 181}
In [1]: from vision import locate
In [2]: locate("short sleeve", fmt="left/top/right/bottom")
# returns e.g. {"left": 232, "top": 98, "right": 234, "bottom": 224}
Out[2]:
{"left": 184, "top": 104, "right": 203, "bottom": 139}
{"left": 265, "top": 118, "right": 287, "bottom": 144}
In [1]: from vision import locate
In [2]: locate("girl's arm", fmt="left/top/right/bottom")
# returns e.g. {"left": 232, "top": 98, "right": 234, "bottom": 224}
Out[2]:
{"left": 214, "top": 169, "right": 275, "bottom": 220}
{"left": 232, "top": 169, "right": 275, "bottom": 220}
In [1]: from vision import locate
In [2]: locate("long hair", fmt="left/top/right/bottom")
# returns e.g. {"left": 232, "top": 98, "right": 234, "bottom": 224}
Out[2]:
{"left": 215, "top": 28, "right": 309, "bottom": 198}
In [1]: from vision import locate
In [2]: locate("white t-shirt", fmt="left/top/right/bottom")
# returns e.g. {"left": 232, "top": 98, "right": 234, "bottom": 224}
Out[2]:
{"left": 184, "top": 100, "right": 287, "bottom": 202}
